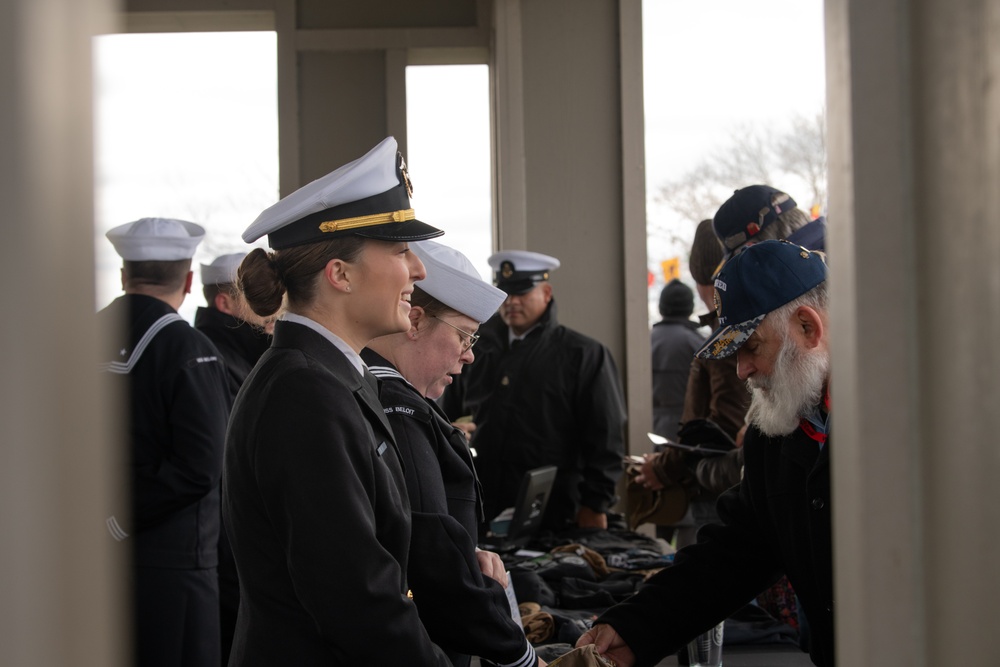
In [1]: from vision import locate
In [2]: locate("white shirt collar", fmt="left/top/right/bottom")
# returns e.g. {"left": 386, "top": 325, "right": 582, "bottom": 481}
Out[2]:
{"left": 508, "top": 322, "right": 541, "bottom": 346}
{"left": 281, "top": 312, "right": 366, "bottom": 376}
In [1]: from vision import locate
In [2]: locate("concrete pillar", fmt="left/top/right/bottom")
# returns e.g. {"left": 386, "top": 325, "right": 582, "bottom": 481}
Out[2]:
{"left": 827, "top": 0, "right": 1000, "bottom": 664}
{"left": 0, "top": 0, "right": 126, "bottom": 665}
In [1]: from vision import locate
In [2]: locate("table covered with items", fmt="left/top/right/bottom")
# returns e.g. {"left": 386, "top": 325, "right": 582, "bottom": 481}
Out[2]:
{"left": 496, "top": 526, "right": 808, "bottom": 666}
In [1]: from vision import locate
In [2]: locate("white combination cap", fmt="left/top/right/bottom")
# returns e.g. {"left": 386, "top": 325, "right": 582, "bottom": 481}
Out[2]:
{"left": 487, "top": 250, "right": 561, "bottom": 295}
{"left": 411, "top": 241, "right": 506, "bottom": 323}
{"left": 200, "top": 252, "right": 246, "bottom": 285}
{"left": 242, "top": 136, "right": 443, "bottom": 249}
{"left": 106, "top": 217, "right": 205, "bottom": 261}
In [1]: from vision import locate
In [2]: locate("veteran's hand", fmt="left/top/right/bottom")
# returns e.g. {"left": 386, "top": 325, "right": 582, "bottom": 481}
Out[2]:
{"left": 634, "top": 453, "right": 664, "bottom": 490}
{"left": 576, "top": 624, "right": 636, "bottom": 667}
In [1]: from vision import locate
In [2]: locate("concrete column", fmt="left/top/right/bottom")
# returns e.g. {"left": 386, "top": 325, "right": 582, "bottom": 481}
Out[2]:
{"left": 827, "top": 0, "right": 1000, "bottom": 664}
{"left": 0, "top": 0, "right": 126, "bottom": 665}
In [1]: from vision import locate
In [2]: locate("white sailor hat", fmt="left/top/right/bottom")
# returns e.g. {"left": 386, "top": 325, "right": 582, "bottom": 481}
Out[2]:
{"left": 487, "top": 250, "right": 561, "bottom": 295}
{"left": 200, "top": 252, "right": 246, "bottom": 285}
{"left": 411, "top": 241, "right": 506, "bottom": 323}
{"left": 106, "top": 217, "right": 205, "bottom": 261}
{"left": 243, "top": 136, "right": 443, "bottom": 249}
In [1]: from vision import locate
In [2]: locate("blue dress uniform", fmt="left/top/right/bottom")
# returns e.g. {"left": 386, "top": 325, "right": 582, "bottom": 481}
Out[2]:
{"left": 443, "top": 299, "right": 627, "bottom": 532}
{"left": 99, "top": 293, "right": 231, "bottom": 667}
{"left": 223, "top": 321, "right": 450, "bottom": 666}
{"left": 363, "top": 349, "right": 537, "bottom": 667}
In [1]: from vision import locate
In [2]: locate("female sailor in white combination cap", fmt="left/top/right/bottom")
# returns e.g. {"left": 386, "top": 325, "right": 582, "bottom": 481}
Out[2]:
{"left": 362, "top": 239, "right": 541, "bottom": 667}
{"left": 222, "top": 137, "right": 452, "bottom": 666}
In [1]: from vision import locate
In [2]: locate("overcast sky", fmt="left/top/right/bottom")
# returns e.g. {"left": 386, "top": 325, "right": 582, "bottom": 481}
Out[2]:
{"left": 93, "top": 0, "right": 825, "bottom": 324}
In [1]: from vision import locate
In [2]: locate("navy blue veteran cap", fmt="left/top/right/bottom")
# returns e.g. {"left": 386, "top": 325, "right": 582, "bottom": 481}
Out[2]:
{"left": 713, "top": 185, "right": 797, "bottom": 257}
{"left": 488, "top": 250, "right": 560, "bottom": 295}
{"left": 696, "top": 239, "right": 827, "bottom": 360}
{"left": 242, "top": 137, "right": 443, "bottom": 249}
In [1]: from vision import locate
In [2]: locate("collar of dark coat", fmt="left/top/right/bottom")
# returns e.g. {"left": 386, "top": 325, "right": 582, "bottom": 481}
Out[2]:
{"left": 194, "top": 306, "right": 271, "bottom": 363}
{"left": 271, "top": 320, "right": 394, "bottom": 438}
{"left": 99, "top": 294, "right": 183, "bottom": 366}
{"left": 653, "top": 316, "right": 701, "bottom": 330}
{"left": 784, "top": 424, "right": 830, "bottom": 471}
{"left": 115, "top": 293, "right": 179, "bottom": 351}
{"left": 749, "top": 422, "right": 830, "bottom": 471}
{"left": 480, "top": 296, "right": 559, "bottom": 346}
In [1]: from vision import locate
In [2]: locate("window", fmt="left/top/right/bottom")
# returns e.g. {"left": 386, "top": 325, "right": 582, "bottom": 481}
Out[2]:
{"left": 405, "top": 64, "right": 492, "bottom": 281}
{"left": 643, "top": 0, "right": 826, "bottom": 325}
{"left": 94, "top": 31, "right": 278, "bottom": 321}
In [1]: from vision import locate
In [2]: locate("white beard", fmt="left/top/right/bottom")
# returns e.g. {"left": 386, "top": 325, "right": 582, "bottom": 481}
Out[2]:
{"left": 745, "top": 331, "right": 830, "bottom": 437}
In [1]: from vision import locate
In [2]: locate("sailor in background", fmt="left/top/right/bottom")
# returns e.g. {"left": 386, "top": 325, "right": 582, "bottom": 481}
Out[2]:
{"left": 441, "top": 250, "right": 626, "bottom": 534}
{"left": 224, "top": 137, "right": 452, "bottom": 665}
{"left": 99, "top": 217, "right": 231, "bottom": 667}
{"left": 195, "top": 252, "right": 273, "bottom": 396}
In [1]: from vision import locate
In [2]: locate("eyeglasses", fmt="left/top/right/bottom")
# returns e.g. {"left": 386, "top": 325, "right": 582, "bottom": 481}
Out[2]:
{"left": 432, "top": 316, "right": 479, "bottom": 352}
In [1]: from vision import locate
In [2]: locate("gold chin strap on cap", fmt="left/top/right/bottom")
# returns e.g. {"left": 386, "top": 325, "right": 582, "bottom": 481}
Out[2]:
{"left": 318, "top": 208, "right": 415, "bottom": 233}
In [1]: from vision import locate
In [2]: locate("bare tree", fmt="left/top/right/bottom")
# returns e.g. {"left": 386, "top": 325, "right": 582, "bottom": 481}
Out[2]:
{"left": 653, "top": 110, "right": 827, "bottom": 235}
{"left": 774, "top": 110, "right": 827, "bottom": 207}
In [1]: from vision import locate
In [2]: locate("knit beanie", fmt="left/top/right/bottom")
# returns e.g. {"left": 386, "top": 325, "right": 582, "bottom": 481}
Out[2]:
{"left": 689, "top": 218, "right": 725, "bottom": 286}
{"left": 658, "top": 279, "right": 695, "bottom": 319}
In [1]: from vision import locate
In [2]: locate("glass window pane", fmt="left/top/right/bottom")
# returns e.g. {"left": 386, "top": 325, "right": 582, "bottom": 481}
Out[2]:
{"left": 405, "top": 64, "right": 492, "bottom": 281}
{"left": 94, "top": 31, "right": 278, "bottom": 322}
{"left": 643, "top": 0, "right": 826, "bottom": 325}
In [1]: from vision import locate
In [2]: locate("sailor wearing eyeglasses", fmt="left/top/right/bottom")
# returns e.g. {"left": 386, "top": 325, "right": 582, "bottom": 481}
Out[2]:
{"left": 440, "top": 250, "right": 627, "bottom": 534}
{"left": 362, "top": 241, "right": 542, "bottom": 667}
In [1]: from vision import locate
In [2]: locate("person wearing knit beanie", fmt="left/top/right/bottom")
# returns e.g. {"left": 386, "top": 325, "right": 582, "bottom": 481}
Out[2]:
{"left": 650, "top": 278, "right": 704, "bottom": 441}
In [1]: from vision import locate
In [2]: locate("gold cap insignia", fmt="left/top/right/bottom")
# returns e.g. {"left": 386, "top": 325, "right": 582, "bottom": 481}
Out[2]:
{"left": 398, "top": 153, "right": 414, "bottom": 199}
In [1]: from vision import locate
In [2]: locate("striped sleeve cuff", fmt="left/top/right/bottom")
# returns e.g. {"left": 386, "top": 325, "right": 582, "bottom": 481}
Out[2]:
{"left": 484, "top": 643, "right": 536, "bottom": 667}
{"left": 106, "top": 515, "right": 129, "bottom": 541}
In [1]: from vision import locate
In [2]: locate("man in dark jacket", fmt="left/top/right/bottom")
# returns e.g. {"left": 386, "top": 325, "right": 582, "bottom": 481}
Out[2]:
{"left": 579, "top": 240, "right": 835, "bottom": 667}
{"left": 442, "top": 250, "right": 626, "bottom": 533}
{"left": 99, "top": 218, "right": 231, "bottom": 667}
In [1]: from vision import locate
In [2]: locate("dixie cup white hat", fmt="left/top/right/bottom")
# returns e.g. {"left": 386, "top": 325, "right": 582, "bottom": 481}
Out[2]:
{"left": 411, "top": 241, "right": 506, "bottom": 323}
{"left": 200, "top": 252, "right": 246, "bottom": 285}
{"left": 243, "top": 136, "right": 443, "bottom": 249}
{"left": 106, "top": 217, "right": 205, "bottom": 261}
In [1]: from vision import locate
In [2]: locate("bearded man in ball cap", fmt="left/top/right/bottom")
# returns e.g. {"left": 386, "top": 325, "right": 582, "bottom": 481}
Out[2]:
{"left": 98, "top": 218, "right": 231, "bottom": 667}
{"left": 441, "top": 249, "right": 626, "bottom": 534}
{"left": 579, "top": 240, "right": 836, "bottom": 667}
